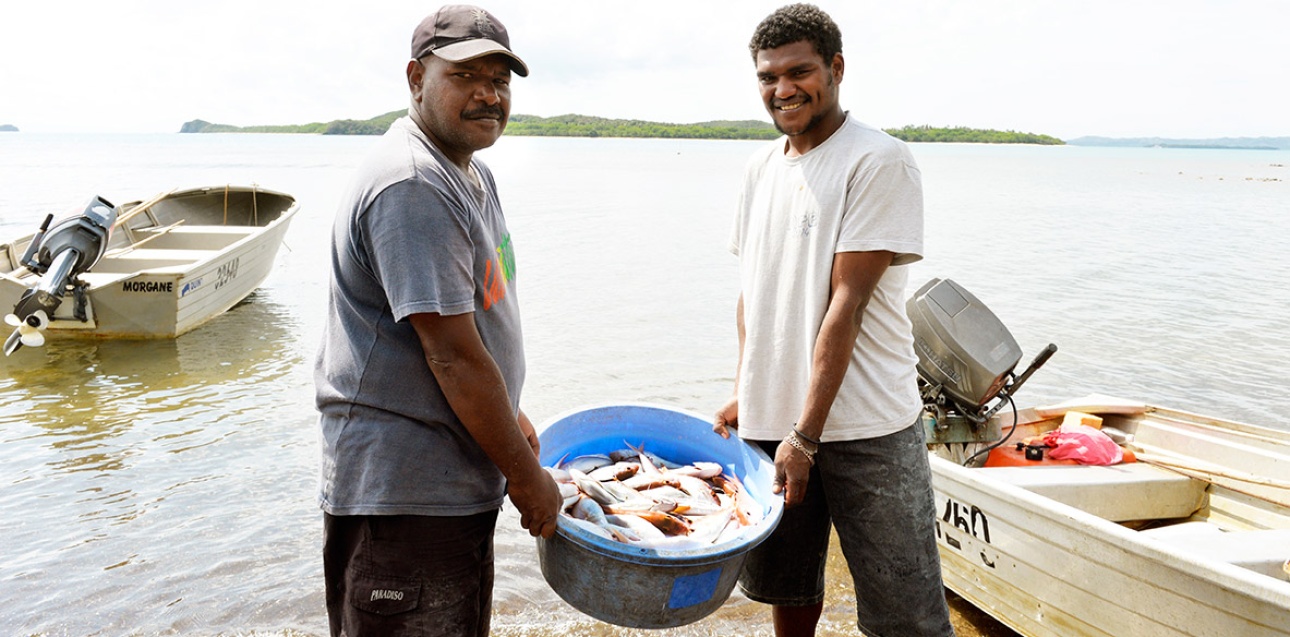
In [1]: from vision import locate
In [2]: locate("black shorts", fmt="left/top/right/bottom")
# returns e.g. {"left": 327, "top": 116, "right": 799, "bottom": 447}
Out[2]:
{"left": 323, "top": 511, "right": 499, "bottom": 637}
{"left": 739, "top": 423, "right": 954, "bottom": 636}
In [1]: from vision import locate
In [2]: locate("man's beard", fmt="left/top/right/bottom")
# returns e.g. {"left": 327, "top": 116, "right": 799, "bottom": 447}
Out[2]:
{"left": 773, "top": 108, "right": 829, "bottom": 137}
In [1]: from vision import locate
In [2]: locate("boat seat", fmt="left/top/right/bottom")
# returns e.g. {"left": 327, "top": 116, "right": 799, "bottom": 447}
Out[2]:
{"left": 91, "top": 248, "right": 222, "bottom": 274}
{"left": 977, "top": 463, "right": 1207, "bottom": 522}
{"left": 136, "top": 226, "right": 258, "bottom": 251}
{"left": 1140, "top": 523, "right": 1290, "bottom": 581}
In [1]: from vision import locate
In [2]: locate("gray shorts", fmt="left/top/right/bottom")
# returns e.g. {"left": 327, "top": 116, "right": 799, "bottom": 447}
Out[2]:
{"left": 324, "top": 511, "right": 498, "bottom": 637}
{"left": 740, "top": 422, "right": 954, "bottom": 637}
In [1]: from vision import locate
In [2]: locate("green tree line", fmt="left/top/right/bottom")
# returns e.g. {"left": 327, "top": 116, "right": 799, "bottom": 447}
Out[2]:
{"left": 181, "top": 113, "right": 1064, "bottom": 144}
{"left": 885, "top": 125, "right": 1063, "bottom": 145}
{"left": 505, "top": 114, "right": 781, "bottom": 140}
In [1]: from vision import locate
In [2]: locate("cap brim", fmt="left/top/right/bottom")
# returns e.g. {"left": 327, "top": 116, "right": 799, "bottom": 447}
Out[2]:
{"left": 433, "top": 39, "right": 529, "bottom": 77}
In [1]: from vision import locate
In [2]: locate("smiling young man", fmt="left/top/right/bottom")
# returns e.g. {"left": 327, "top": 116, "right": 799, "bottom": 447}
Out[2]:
{"left": 714, "top": 4, "right": 955, "bottom": 636}
{"left": 315, "top": 5, "right": 561, "bottom": 636}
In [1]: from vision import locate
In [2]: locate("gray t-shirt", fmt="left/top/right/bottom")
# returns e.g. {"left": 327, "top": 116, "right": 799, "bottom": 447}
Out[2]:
{"left": 315, "top": 116, "right": 524, "bottom": 516}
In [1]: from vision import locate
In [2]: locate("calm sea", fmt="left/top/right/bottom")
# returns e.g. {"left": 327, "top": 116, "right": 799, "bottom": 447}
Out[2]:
{"left": 1, "top": 131, "right": 1287, "bottom": 636}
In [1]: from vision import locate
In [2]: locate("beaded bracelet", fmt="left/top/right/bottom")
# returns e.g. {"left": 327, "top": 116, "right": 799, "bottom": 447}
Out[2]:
{"left": 784, "top": 432, "right": 816, "bottom": 465}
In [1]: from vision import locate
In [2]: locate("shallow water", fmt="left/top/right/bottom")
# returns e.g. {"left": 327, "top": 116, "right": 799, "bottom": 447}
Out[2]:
{"left": 1, "top": 133, "right": 1286, "bottom": 635}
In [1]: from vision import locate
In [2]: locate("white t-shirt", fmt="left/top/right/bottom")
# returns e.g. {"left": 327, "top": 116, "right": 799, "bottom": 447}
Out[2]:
{"left": 729, "top": 115, "right": 924, "bottom": 442}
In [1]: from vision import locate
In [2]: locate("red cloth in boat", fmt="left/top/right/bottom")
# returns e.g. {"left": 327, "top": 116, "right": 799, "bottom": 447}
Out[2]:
{"left": 1042, "top": 423, "right": 1124, "bottom": 465}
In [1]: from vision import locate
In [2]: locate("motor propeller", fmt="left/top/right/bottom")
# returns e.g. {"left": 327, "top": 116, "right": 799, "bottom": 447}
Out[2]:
{"left": 4, "top": 311, "right": 47, "bottom": 354}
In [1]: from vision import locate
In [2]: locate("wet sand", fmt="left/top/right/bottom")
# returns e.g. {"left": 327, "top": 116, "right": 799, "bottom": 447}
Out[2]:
{"left": 947, "top": 591, "right": 1020, "bottom": 637}
{"left": 810, "top": 528, "right": 1021, "bottom": 637}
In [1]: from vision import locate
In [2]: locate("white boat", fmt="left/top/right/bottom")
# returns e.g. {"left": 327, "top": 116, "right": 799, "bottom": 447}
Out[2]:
{"left": 1, "top": 185, "right": 296, "bottom": 348}
{"left": 905, "top": 278, "right": 1290, "bottom": 636}
{"left": 930, "top": 396, "right": 1290, "bottom": 637}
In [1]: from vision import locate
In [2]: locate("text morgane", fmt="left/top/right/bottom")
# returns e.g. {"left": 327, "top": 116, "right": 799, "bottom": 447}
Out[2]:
{"left": 122, "top": 281, "right": 174, "bottom": 293}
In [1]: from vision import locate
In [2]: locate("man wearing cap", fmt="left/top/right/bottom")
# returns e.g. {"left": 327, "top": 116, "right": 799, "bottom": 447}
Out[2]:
{"left": 714, "top": 4, "right": 955, "bottom": 637}
{"left": 315, "top": 5, "right": 561, "bottom": 636}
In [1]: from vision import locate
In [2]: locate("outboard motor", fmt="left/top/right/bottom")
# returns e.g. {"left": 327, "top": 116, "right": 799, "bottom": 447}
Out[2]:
{"left": 907, "top": 278, "right": 1057, "bottom": 447}
{"left": 4, "top": 196, "right": 117, "bottom": 356}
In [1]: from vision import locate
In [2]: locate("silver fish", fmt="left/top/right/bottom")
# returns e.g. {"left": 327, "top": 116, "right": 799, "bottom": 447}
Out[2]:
{"left": 568, "top": 468, "right": 622, "bottom": 506}
{"left": 605, "top": 513, "right": 667, "bottom": 542}
{"left": 669, "top": 461, "right": 724, "bottom": 479}
{"left": 587, "top": 461, "right": 640, "bottom": 482}
{"left": 569, "top": 498, "right": 639, "bottom": 542}
{"left": 562, "top": 454, "right": 613, "bottom": 473}
{"left": 675, "top": 475, "right": 718, "bottom": 503}
{"left": 544, "top": 466, "right": 572, "bottom": 483}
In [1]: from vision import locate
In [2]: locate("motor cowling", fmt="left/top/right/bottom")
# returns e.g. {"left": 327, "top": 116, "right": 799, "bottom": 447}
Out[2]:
{"left": 907, "top": 277, "right": 1056, "bottom": 445}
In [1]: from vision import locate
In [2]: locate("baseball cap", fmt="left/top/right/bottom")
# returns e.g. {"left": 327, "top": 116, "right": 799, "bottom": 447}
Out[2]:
{"left": 411, "top": 5, "right": 529, "bottom": 77}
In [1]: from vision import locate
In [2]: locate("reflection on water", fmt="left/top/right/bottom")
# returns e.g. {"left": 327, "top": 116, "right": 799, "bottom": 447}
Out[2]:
{"left": 0, "top": 293, "right": 321, "bottom": 635}
{"left": 2, "top": 293, "right": 298, "bottom": 472}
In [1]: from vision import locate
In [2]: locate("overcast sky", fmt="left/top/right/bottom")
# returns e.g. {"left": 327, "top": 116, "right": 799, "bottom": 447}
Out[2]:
{"left": 1, "top": 0, "right": 1285, "bottom": 139}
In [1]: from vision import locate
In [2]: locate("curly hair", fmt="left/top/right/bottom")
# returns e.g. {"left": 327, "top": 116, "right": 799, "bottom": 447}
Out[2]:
{"left": 748, "top": 4, "right": 842, "bottom": 63}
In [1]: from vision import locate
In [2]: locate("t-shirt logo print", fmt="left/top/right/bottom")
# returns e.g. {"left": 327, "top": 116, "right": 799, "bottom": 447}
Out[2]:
{"left": 471, "top": 9, "right": 496, "bottom": 37}
{"left": 482, "top": 232, "right": 516, "bottom": 311}
{"left": 800, "top": 211, "right": 817, "bottom": 236}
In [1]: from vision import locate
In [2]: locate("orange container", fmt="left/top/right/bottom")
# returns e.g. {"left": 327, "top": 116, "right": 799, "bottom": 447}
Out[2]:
{"left": 984, "top": 442, "right": 1080, "bottom": 467}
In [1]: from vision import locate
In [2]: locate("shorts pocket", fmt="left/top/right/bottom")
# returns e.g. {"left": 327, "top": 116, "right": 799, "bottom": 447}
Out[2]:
{"left": 350, "top": 570, "right": 421, "bottom": 616}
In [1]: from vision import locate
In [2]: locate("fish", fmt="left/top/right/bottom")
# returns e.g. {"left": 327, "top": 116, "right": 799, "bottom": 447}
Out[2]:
{"left": 544, "top": 466, "right": 572, "bottom": 482}
{"left": 687, "top": 508, "right": 737, "bottom": 545}
{"left": 626, "top": 442, "right": 662, "bottom": 476}
{"left": 610, "top": 445, "right": 683, "bottom": 470}
{"left": 562, "top": 515, "right": 615, "bottom": 541}
{"left": 599, "top": 479, "right": 644, "bottom": 503}
{"left": 561, "top": 453, "right": 614, "bottom": 473}
{"left": 587, "top": 461, "right": 640, "bottom": 482}
{"left": 570, "top": 494, "right": 610, "bottom": 525}
{"left": 570, "top": 495, "right": 639, "bottom": 542}
{"left": 711, "top": 472, "right": 762, "bottom": 526}
{"left": 638, "top": 485, "right": 691, "bottom": 503}
{"left": 562, "top": 515, "right": 639, "bottom": 543}
{"left": 614, "top": 509, "right": 691, "bottom": 536}
{"left": 605, "top": 513, "right": 667, "bottom": 542}
{"left": 568, "top": 468, "right": 622, "bottom": 506}
{"left": 550, "top": 442, "right": 767, "bottom": 548}
{"left": 671, "top": 461, "right": 725, "bottom": 479}
{"left": 557, "top": 481, "right": 581, "bottom": 510}
{"left": 620, "top": 473, "right": 679, "bottom": 491}
{"left": 675, "top": 475, "right": 718, "bottom": 504}
{"left": 603, "top": 498, "right": 678, "bottom": 515}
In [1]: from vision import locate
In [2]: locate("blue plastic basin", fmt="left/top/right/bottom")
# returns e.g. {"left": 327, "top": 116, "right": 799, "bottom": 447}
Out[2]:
{"left": 536, "top": 403, "right": 783, "bottom": 628}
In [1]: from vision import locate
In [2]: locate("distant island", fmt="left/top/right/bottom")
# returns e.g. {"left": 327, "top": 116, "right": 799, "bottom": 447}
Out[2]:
{"left": 180, "top": 112, "right": 1064, "bottom": 144}
{"left": 0, "top": 124, "right": 18, "bottom": 132}
{"left": 507, "top": 114, "right": 781, "bottom": 139}
{"left": 1068, "top": 136, "right": 1290, "bottom": 150}
{"left": 884, "top": 125, "right": 1062, "bottom": 145}
{"left": 180, "top": 111, "right": 782, "bottom": 139}
{"left": 180, "top": 112, "right": 401, "bottom": 135}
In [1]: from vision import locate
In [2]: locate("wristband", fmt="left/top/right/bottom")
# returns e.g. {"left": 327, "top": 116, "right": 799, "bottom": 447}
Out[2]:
{"left": 792, "top": 424, "right": 820, "bottom": 446}
{"left": 784, "top": 432, "right": 816, "bottom": 465}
